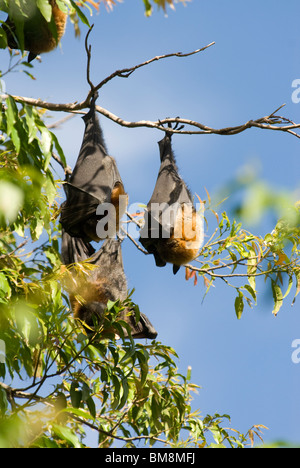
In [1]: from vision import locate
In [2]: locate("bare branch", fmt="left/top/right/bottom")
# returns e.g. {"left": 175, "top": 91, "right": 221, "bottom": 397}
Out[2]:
{"left": 87, "top": 42, "right": 216, "bottom": 99}
{"left": 0, "top": 382, "right": 52, "bottom": 406}
{"left": 1, "top": 42, "right": 298, "bottom": 140}
{"left": 7, "top": 92, "right": 300, "bottom": 139}
{"left": 0, "top": 240, "right": 28, "bottom": 260}
{"left": 51, "top": 151, "right": 72, "bottom": 176}
{"left": 121, "top": 227, "right": 149, "bottom": 255}
{"left": 85, "top": 25, "right": 95, "bottom": 94}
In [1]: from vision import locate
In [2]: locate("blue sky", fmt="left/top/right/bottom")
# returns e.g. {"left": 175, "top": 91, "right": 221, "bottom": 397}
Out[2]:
{"left": 1, "top": 0, "right": 300, "bottom": 446}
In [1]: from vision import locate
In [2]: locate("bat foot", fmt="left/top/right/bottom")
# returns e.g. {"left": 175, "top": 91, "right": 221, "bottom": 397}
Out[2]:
{"left": 89, "top": 90, "right": 99, "bottom": 108}
{"left": 160, "top": 117, "right": 185, "bottom": 137}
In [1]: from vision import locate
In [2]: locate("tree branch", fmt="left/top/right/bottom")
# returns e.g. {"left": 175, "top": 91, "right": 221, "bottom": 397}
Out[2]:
{"left": 86, "top": 41, "right": 216, "bottom": 101}
{"left": 7, "top": 92, "right": 300, "bottom": 139}
{"left": 2, "top": 39, "right": 298, "bottom": 139}
{"left": 85, "top": 24, "right": 96, "bottom": 94}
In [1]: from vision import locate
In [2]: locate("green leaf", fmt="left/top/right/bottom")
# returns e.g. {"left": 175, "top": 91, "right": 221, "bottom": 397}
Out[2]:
{"left": 5, "top": 96, "right": 17, "bottom": 135}
{"left": 70, "top": 0, "right": 90, "bottom": 27}
{"left": 0, "top": 272, "right": 11, "bottom": 299}
{"left": 244, "top": 284, "right": 256, "bottom": 303}
{"left": 111, "top": 375, "right": 121, "bottom": 410}
{"left": 186, "top": 365, "right": 192, "bottom": 381}
{"left": 51, "top": 424, "right": 81, "bottom": 448}
{"left": 0, "top": 387, "right": 8, "bottom": 415}
{"left": 247, "top": 253, "right": 257, "bottom": 292}
{"left": 37, "top": 0, "right": 53, "bottom": 21}
{"left": 70, "top": 382, "right": 82, "bottom": 408}
{"left": 137, "top": 349, "right": 149, "bottom": 385}
{"left": 234, "top": 291, "right": 244, "bottom": 319}
{"left": 86, "top": 396, "right": 96, "bottom": 418}
{"left": 282, "top": 275, "right": 293, "bottom": 300}
{"left": 24, "top": 105, "right": 37, "bottom": 142}
{"left": 62, "top": 407, "right": 93, "bottom": 420}
{"left": 294, "top": 269, "right": 300, "bottom": 302}
{"left": 37, "top": 126, "right": 52, "bottom": 170}
{"left": 56, "top": 0, "right": 69, "bottom": 14}
{"left": 143, "top": 0, "right": 153, "bottom": 16}
{"left": 271, "top": 280, "right": 283, "bottom": 316}
{"left": 10, "top": 127, "right": 21, "bottom": 153}
{"left": 118, "top": 378, "right": 129, "bottom": 410}
{"left": 0, "top": 28, "right": 7, "bottom": 49}
{"left": 50, "top": 131, "right": 67, "bottom": 168}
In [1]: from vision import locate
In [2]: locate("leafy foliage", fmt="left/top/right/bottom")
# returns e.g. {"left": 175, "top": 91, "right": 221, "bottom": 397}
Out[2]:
{"left": 182, "top": 193, "right": 300, "bottom": 319}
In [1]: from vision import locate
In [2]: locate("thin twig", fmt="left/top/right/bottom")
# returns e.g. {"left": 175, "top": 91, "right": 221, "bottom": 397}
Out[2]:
{"left": 47, "top": 113, "right": 76, "bottom": 130}
{"left": 51, "top": 151, "right": 72, "bottom": 176}
{"left": 2, "top": 38, "right": 298, "bottom": 139}
{"left": 0, "top": 240, "right": 28, "bottom": 260}
{"left": 87, "top": 42, "right": 216, "bottom": 101}
{"left": 70, "top": 414, "right": 173, "bottom": 446}
{"left": 85, "top": 25, "right": 95, "bottom": 93}
{"left": 120, "top": 227, "right": 149, "bottom": 255}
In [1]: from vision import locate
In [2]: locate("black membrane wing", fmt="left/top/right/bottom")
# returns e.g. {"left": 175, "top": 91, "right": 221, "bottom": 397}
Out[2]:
{"left": 139, "top": 131, "right": 193, "bottom": 262}
{"left": 60, "top": 100, "right": 124, "bottom": 241}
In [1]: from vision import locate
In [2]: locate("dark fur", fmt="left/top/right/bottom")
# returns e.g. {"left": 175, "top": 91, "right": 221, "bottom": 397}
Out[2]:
{"left": 139, "top": 123, "right": 202, "bottom": 274}
{"left": 4, "top": 0, "right": 67, "bottom": 62}
{"left": 61, "top": 231, "right": 158, "bottom": 340}
{"left": 60, "top": 95, "right": 128, "bottom": 243}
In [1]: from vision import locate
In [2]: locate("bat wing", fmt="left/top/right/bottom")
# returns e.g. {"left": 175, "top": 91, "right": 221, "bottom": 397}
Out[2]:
{"left": 61, "top": 233, "right": 158, "bottom": 339}
{"left": 139, "top": 133, "right": 194, "bottom": 262}
{"left": 88, "top": 238, "right": 128, "bottom": 297}
{"left": 125, "top": 312, "right": 158, "bottom": 339}
{"left": 60, "top": 103, "right": 124, "bottom": 240}
{"left": 61, "top": 229, "right": 95, "bottom": 266}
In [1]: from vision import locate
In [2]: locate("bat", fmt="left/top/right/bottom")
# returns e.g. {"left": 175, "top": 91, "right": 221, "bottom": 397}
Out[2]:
{"left": 60, "top": 93, "right": 128, "bottom": 243}
{"left": 3, "top": 0, "right": 67, "bottom": 63}
{"left": 139, "top": 122, "right": 204, "bottom": 274}
{"left": 61, "top": 230, "right": 158, "bottom": 340}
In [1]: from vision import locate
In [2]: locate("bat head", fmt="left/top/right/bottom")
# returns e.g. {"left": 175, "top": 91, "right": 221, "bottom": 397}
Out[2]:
{"left": 123, "top": 310, "right": 158, "bottom": 340}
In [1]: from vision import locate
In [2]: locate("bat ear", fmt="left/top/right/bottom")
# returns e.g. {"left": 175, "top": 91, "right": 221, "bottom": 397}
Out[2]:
{"left": 173, "top": 264, "right": 180, "bottom": 275}
{"left": 28, "top": 52, "right": 37, "bottom": 63}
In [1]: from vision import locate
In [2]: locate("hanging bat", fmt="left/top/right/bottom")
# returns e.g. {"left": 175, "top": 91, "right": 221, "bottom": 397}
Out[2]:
{"left": 60, "top": 93, "right": 128, "bottom": 243}
{"left": 61, "top": 230, "right": 158, "bottom": 340}
{"left": 139, "top": 122, "right": 204, "bottom": 274}
{"left": 3, "top": 0, "right": 67, "bottom": 63}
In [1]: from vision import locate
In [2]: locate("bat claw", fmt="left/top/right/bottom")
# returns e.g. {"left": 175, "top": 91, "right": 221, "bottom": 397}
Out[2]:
{"left": 173, "top": 117, "right": 185, "bottom": 132}
{"left": 160, "top": 117, "right": 185, "bottom": 136}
